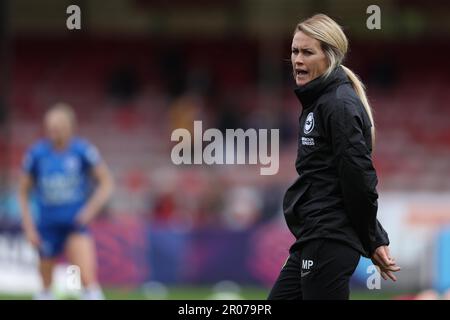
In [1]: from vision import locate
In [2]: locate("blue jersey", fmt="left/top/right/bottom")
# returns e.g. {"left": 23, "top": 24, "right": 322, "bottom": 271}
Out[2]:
{"left": 23, "top": 137, "right": 101, "bottom": 226}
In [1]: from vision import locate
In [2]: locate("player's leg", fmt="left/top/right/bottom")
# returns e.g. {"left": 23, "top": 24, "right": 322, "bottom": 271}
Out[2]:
{"left": 65, "top": 230, "right": 104, "bottom": 300}
{"left": 300, "top": 239, "right": 360, "bottom": 300}
{"left": 33, "top": 225, "right": 63, "bottom": 300}
{"left": 267, "top": 251, "right": 303, "bottom": 300}
{"left": 39, "top": 258, "right": 55, "bottom": 289}
{"left": 33, "top": 258, "right": 56, "bottom": 300}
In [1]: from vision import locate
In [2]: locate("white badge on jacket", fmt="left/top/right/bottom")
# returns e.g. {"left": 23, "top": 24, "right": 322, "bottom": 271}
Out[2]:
{"left": 304, "top": 112, "right": 315, "bottom": 134}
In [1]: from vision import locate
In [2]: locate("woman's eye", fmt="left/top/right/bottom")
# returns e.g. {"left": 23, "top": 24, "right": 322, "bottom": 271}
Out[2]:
{"left": 292, "top": 49, "right": 299, "bottom": 54}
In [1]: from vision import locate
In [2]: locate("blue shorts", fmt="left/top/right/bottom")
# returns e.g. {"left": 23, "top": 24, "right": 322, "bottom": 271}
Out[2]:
{"left": 37, "top": 223, "right": 89, "bottom": 258}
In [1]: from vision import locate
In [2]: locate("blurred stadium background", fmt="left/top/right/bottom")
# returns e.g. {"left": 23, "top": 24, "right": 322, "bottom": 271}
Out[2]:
{"left": 0, "top": 0, "right": 450, "bottom": 300}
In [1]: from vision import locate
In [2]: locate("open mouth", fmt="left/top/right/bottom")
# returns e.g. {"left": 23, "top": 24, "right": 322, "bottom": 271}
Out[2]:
{"left": 296, "top": 69, "right": 308, "bottom": 77}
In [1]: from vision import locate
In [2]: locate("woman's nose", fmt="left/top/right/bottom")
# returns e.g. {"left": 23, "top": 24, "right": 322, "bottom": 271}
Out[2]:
{"left": 295, "top": 55, "right": 304, "bottom": 65}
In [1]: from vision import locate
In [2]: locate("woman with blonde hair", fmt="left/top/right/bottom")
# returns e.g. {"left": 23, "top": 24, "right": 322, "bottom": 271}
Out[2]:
{"left": 268, "top": 14, "right": 400, "bottom": 300}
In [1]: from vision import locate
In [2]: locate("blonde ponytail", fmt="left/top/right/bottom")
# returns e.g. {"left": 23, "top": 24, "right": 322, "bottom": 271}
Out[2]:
{"left": 341, "top": 65, "right": 375, "bottom": 147}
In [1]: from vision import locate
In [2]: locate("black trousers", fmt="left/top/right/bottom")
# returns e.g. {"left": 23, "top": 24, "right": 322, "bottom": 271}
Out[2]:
{"left": 268, "top": 238, "right": 361, "bottom": 300}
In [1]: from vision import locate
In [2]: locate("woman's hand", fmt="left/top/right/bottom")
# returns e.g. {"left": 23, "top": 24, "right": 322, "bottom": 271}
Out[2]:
{"left": 24, "top": 225, "right": 41, "bottom": 248}
{"left": 74, "top": 162, "right": 114, "bottom": 227}
{"left": 75, "top": 207, "right": 94, "bottom": 226}
{"left": 371, "top": 245, "right": 401, "bottom": 282}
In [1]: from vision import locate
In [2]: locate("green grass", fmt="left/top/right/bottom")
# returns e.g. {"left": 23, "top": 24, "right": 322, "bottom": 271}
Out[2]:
{"left": 0, "top": 287, "right": 402, "bottom": 300}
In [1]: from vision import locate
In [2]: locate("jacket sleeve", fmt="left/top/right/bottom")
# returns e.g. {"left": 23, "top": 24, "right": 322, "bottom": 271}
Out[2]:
{"left": 327, "top": 99, "right": 389, "bottom": 257}
{"left": 372, "top": 219, "right": 390, "bottom": 254}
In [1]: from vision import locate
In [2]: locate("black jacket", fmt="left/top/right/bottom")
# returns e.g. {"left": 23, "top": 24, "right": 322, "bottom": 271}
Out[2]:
{"left": 283, "top": 66, "right": 389, "bottom": 258}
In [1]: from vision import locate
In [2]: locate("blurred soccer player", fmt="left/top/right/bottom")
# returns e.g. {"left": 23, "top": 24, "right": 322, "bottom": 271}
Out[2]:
{"left": 18, "top": 103, "right": 114, "bottom": 300}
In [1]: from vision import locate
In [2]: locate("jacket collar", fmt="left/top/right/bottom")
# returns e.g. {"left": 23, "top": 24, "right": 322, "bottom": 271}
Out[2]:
{"left": 294, "top": 66, "right": 350, "bottom": 108}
